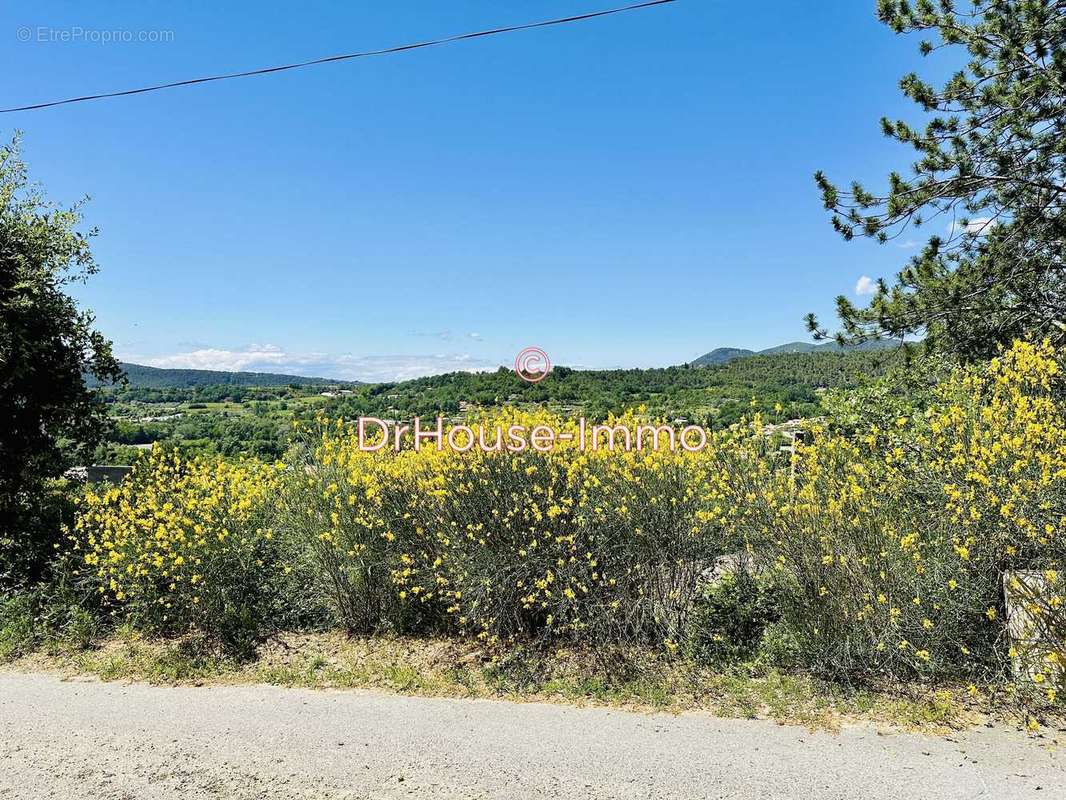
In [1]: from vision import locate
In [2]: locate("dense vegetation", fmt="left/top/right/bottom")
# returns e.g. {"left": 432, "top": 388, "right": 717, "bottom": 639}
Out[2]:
{"left": 321, "top": 353, "right": 898, "bottom": 424}
{"left": 0, "top": 138, "right": 121, "bottom": 587}
{"left": 90, "top": 349, "right": 903, "bottom": 463}
{"left": 62, "top": 341, "right": 1066, "bottom": 726}
{"left": 3, "top": 0, "right": 1064, "bottom": 732}
{"left": 98, "top": 382, "right": 338, "bottom": 461}
{"left": 90, "top": 362, "right": 352, "bottom": 390}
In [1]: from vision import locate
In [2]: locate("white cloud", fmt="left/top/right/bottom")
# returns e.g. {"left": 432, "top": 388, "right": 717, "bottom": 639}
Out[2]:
{"left": 130, "top": 345, "right": 502, "bottom": 383}
{"left": 855, "top": 275, "right": 878, "bottom": 296}
{"left": 144, "top": 346, "right": 291, "bottom": 372}
{"left": 948, "top": 216, "right": 994, "bottom": 236}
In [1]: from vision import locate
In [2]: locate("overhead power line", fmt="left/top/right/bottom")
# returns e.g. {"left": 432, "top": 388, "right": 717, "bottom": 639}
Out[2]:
{"left": 1, "top": 0, "right": 678, "bottom": 114}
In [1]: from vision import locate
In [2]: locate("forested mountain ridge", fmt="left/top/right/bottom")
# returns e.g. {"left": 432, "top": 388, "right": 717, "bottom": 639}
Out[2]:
{"left": 89, "top": 363, "right": 357, "bottom": 389}
{"left": 691, "top": 338, "right": 901, "bottom": 366}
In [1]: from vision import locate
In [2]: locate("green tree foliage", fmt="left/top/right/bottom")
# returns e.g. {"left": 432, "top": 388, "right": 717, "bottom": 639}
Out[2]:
{"left": 810, "top": 0, "right": 1065, "bottom": 359}
{"left": 85, "top": 362, "right": 346, "bottom": 390}
{"left": 0, "top": 137, "right": 121, "bottom": 587}
{"left": 320, "top": 351, "right": 899, "bottom": 428}
{"left": 92, "top": 351, "right": 898, "bottom": 462}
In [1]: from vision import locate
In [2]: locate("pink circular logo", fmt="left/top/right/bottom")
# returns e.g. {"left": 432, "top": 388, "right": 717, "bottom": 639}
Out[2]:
{"left": 514, "top": 347, "right": 551, "bottom": 383}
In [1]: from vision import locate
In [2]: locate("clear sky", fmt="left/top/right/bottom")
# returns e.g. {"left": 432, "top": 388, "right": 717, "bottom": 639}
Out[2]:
{"left": 2, "top": 1, "right": 940, "bottom": 381}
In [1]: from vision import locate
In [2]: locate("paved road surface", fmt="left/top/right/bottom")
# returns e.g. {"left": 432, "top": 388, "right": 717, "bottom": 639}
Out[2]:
{"left": 0, "top": 671, "right": 1063, "bottom": 799}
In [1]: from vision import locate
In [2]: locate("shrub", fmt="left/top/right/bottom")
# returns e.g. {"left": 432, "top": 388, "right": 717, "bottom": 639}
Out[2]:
{"left": 282, "top": 409, "right": 778, "bottom": 649}
{"left": 73, "top": 447, "right": 285, "bottom": 658}
{"left": 766, "top": 340, "right": 1065, "bottom": 700}
{"left": 0, "top": 479, "right": 78, "bottom": 591}
{"left": 65, "top": 340, "right": 1065, "bottom": 711}
{"left": 687, "top": 570, "right": 781, "bottom": 662}
{"left": 0, "top": 594, "right": 35, "bottom": 660}
{"left": 279, "top": 424, "right": 420, "bottom": 635}
{"left": 0, "top": 568, "right": 101, "bottom": 661}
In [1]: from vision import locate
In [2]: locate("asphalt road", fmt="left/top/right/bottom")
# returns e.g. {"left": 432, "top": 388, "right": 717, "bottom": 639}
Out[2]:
{"left": 0, "top": 671, "right": 1063, "bottom": 799}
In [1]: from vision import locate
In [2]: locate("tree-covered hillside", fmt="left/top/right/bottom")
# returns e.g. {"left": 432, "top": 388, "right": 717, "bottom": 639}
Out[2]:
{"left": 324, "top": 348, "right": 904, "bottom": 427}
{"left": 93, "top": 349, "right": 906, "bottom": 462}
{"left": 90, "top": 362, "right": 353, "bottom": 390}
{"left": 690, "top": 338, "right": 900, "bottom": 366}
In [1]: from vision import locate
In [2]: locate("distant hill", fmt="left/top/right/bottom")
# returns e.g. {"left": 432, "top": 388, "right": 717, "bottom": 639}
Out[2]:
{"left": 90, "top": 362, "right": 355, "bottom": 389}
{"left": 691, "top": 347, "right": 755, "bottom": 366}
{"left": 691, "top": 339, "right": 902, "bottom": 366}
{"left": 757, "top": 341, "right": 820, "bottom": 356}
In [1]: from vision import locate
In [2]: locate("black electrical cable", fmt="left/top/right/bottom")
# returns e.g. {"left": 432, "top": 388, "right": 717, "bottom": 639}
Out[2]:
{"left": 1, "top": 1, "right": 678, "bottom": 114}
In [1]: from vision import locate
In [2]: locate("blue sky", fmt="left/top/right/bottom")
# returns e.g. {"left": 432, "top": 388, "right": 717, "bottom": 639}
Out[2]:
{"left": 3, "top": 1, "right": 940, "bottom": 381}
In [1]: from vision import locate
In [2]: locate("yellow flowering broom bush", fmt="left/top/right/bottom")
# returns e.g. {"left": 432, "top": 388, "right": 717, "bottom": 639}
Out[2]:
{"left": 74, "top": 447, "right": 284, "bottom": 657}
{"left": 282, "top": 409, "right": 779, "bottom": 650}
{"left": 768, "top": 340, "right": 1064, "bottom": 699}
{"left": 68, "top": 340, "right": 1064, "bottom": 703}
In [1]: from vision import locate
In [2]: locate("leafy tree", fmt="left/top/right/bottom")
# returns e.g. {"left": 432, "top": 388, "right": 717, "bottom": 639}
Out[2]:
{"left": 0, "top": 136, "right": 122, "bottom": 587}
{"left": 810, "top": 0, "right": 1065, "bottom": 359}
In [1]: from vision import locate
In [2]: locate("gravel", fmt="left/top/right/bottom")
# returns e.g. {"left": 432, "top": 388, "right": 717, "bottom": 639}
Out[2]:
{"left": 0, "top": 671, "right": 1063, "bottom": 799}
